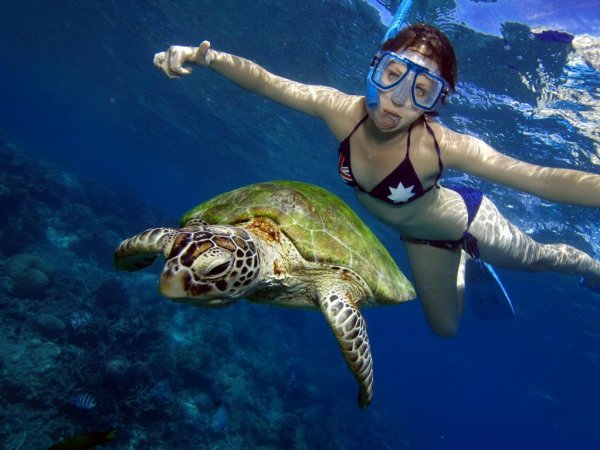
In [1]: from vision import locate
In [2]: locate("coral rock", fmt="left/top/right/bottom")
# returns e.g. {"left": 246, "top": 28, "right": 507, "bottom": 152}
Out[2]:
{"left": 5, "top": 253, "right": 54, "bottom": 298}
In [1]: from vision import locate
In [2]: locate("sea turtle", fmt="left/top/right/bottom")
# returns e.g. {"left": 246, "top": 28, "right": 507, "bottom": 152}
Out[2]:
{"left": 114, "top": 181, "right": 415, "bottom": 408}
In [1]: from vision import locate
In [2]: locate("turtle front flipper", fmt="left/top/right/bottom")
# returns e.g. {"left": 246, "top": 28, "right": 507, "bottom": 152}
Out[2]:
{"left": 114, "top": 227, "right": 178, "bottom": 272}
{"left": 316, "top": 280, "right": 373, "bottom": 409}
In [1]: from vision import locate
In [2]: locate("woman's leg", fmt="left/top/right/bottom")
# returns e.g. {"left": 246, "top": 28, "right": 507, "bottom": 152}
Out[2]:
{"left": 404, "top": 239, "right": 464, "bottom": 337}
{"left": 403, "top": 195, "right": 600, "bottom": 336}
{"left": 471, "top": 198, "right": 600, "bottom": 280}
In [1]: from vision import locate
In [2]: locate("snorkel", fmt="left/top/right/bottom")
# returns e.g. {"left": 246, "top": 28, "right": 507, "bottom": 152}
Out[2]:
{"left": 366, "top": 0, "right": 414, "bottom": 109}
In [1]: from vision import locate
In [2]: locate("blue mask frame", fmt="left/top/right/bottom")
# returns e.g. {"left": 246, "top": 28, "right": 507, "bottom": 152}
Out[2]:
{"left": 367, "top": 52, "right": 448, "bottom": 111}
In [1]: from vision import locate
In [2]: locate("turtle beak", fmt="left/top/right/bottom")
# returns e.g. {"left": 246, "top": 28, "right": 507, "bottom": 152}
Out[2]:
{"left": 159, "top": 267, "right": 238, "bottom": 308}
{"left": 158, "top": 258, "right": 220, "bottom": 301}
{"left": 158, "top": 266, "right": 190, "bottom": 299}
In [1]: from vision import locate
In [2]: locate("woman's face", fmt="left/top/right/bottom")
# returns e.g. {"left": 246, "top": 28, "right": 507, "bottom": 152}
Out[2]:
{"left": 367, "top": 47, "right": 442, "bottom": 133}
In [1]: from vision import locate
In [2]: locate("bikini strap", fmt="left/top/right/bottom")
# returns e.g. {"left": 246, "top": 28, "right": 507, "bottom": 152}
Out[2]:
{"left": 405, "top": 121, "right": 416, "bottom": 157}
{"left": 346, "top": 114, "right": 369, "bottom": 139}
{"left": 423, "top": 120, "right": 444, "bottom": 188}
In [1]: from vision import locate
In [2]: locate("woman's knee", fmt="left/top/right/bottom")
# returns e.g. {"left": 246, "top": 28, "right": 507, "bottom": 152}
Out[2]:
{"left": 524, "top": 243, "right": 574, "bottom": 272}
{"left": 428, "top": 317, "right": 459, "bottom": 338}
{"left": 419, "top": 294, "right": 462, "bottom": 337}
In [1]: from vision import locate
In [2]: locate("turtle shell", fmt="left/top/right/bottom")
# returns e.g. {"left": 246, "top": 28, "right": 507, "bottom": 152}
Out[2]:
{"left": 180, "top": 181, "right": 415, "bottom": 303}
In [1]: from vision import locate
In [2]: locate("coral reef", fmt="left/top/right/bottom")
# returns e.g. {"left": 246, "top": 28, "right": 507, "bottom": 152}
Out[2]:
{"left": 4, "top": 253, "right": 54, "bottom": 298}
{"left": 0, "top": 136, "right": 406, "bottom": 449}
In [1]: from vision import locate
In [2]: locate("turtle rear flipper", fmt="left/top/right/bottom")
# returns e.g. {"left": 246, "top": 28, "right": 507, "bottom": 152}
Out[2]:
{"left": 115, "top": 227, "right": 178, "bottom": 272}
{"left": 316, "top": 278, "right": 374, "bottom": 409}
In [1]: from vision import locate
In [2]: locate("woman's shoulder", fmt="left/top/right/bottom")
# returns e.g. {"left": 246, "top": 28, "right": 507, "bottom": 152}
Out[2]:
{"left": 412, "top": 116, "right": 448, "bottom": 147}
{"left": 333, "top": 94, "right": 365, "bottom": 118}
{"left": 422, "top": 116, "right": 449, "bottom": 135}
{"left": 420, "top": 118, "right": 475, "bottom": 167}
{"left": 422, "top": 118, "right": 466, "bottom": 152}
{"left": 322, "top": 96, "right": 367, "bottom": 141}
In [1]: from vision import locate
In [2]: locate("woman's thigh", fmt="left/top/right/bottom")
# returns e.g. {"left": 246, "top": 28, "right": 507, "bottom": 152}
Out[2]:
{"left": 403, "top": 239, "right": 464, "bottom": 337}
{"left": 468, "top": 197, "right": 544, "bottom": 269}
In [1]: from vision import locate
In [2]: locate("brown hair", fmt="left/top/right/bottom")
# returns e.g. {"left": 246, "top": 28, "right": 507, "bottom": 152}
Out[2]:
{"left": 381, "top": 23, "right": 457, "bottom": 95}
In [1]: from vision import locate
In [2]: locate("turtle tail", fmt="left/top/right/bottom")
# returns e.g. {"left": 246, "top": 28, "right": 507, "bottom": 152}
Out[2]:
{"left": 114, "top": 227, "right": 178, "bottom": 272}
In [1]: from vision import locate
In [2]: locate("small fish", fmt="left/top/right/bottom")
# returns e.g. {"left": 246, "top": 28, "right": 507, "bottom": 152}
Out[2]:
{"left": 72, "top": 393, "right": 97, "bottom": 410}
{"left": 211, "top": 400, "right": 229, "bottom": 432}
{"left": 46, "top": 428, "right": 117, "bottom": 450}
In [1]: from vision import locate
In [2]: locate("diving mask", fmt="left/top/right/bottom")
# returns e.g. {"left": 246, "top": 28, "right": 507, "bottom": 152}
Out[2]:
{"left": 367, "top": 51, "right": 448, "bottom": 111}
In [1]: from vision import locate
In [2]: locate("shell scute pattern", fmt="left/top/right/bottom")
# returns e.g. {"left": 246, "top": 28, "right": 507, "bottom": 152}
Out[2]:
{"left": 214, "top": 237, "right": 236, "bottom": 252}
{"left": 181, "top": 181, "right": 414, "bottom": 303}
{"left": 161, "top": 225, "right": 260, "bottom": 298}
{"left": 232, "top": 235, "right": 248, "bottom": 249}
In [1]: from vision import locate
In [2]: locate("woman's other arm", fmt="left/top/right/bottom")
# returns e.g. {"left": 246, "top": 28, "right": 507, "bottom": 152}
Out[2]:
{"left": 438, "top": 126, "right": 600, "bottom": 207}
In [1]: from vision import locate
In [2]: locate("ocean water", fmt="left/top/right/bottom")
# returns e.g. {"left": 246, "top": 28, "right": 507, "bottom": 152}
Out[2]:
{"left": 0, "top": 0, "right": 599, "bottom": 449}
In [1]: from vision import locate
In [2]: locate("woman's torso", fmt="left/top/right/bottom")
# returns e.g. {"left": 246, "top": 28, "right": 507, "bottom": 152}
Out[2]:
{"left": 336, "top": 98, "right": 470, "bottom": 241}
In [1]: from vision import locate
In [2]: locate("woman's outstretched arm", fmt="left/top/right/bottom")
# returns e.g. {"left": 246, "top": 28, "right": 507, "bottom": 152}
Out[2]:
{"left": 153, "top": 41, "right": 362, "bottom": 139}
{"left": 438, "top": 125, "right": 600, "bottom": 207}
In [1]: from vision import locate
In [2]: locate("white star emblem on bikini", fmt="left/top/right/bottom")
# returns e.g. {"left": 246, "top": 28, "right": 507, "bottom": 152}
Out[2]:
{"left": 387, "top": 182, "right": 415, "bottom": 203}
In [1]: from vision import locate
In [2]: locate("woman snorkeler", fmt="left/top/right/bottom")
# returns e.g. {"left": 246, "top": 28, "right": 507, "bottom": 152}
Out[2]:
{"left": 153, "top": 23, "right": 600, "bottom": 337}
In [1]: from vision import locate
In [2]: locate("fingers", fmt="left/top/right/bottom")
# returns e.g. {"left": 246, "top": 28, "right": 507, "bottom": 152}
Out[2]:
{"left": 169, "top": 46, "right": 195, "bottom": 76}
{"left": 153, "top": 51, "right": 171, "bottom": 76}
{"left": 153, "top": 46, "right": 195, "bottom": 79}
{"left": 153, "top": 50, "right": 180, "bottom": 79}
{"left": 193, "top": 40, "right": 211, "bottom": 66}
{"left": 153, "top": 41, "right": 213, "bottom": 79}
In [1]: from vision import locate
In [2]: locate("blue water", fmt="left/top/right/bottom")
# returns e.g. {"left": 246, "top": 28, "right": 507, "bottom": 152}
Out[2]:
{"left": 1, "top": 0, "right": 599, "bottom": 449}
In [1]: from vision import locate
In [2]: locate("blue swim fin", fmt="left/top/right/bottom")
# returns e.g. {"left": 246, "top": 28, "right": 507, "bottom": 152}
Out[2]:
{"left": 465, "top": 259, "right": 515, "bottom": 320}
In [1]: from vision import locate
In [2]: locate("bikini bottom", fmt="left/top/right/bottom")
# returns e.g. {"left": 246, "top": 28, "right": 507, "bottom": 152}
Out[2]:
{"left": 402, "top": 186, "right": 483, "bottom": 259}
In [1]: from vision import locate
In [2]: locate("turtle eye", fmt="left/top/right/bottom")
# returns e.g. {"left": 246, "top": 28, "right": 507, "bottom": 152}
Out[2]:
{"left": 206, "top": 261, "right": 231, "bottom": 277}
{"left": 192, "top": 252, "right": 233, "bottom": 279}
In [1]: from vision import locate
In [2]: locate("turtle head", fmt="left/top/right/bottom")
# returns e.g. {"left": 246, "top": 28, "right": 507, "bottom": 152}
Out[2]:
{"left": 158, "top": 225, "right": 261, "bottom": 306}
